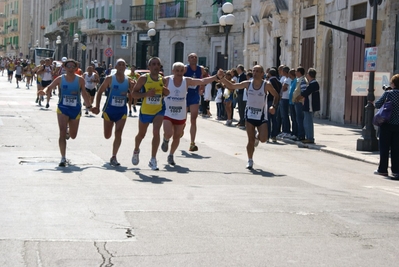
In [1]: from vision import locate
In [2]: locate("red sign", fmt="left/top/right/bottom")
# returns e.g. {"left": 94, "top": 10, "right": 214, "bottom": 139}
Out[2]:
{"left": 104, "top": 47, "right": 113, "bottom": 57}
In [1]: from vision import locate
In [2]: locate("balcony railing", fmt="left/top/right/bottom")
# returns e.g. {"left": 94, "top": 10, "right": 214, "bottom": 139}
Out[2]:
{"left": 64, "top": 7, "right": 83, "bottom": 20}
{"left": 130, "top": 5, "right": 156, "bottom": 21}
{"left": 80, "top": 18, "right": 99, "bottom": 31}
{"left": 158, "top": 1, "right": 188, "bottom": 19}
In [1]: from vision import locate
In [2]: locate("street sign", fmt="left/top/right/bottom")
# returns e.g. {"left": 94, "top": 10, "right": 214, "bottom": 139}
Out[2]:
{"left": 364, "top": 47, "right": 378, "bottom": 72}
{"left": 121, "top": 34, "right": 128, "bottom": 49}
{"left": 104, "top": 47, "right": 113, "bottom": 58}
{"left": 351, "top": 72, "right": 391, "bottom": 97}
{"left": 81, "top": 45, "right": 86, "bottom": 51}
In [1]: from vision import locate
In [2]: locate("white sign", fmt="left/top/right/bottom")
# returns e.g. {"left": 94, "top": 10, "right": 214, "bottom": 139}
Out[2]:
{"left": 351, "top": 72, "right": 391, "bottom": 97}
{"left": 364, "top": 47, "right": 378, "bottom": 72}
{"left": 139, "top": 33, "right": 151, "bottom": 41}
{"left": 121, "top": 34, "right": 128, "bottom": 49}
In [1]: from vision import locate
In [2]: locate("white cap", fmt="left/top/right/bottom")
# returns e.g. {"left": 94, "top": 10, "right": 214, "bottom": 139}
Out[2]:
{"left": 61, "top": 57, "right": 67, "bottom": 62}
{"left": 115, "top": 58, "right": 126, "bottom": 65}
{"left": 94, "top": 60, "right": 97, "bottom": 63}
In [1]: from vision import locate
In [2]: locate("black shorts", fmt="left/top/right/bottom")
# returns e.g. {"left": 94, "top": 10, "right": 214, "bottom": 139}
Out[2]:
{"left": 86, "top": 88, "right": 96, "bottom": 97}
{"left": 41, "top": 80, "right": 52, "bottom": 87}
{"left": 15, "top": 74, "right": 21, "bottom": 79}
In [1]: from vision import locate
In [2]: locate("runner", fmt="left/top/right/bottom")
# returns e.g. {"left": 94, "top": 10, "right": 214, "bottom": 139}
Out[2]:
{"left": 36, "top": 58, "right": 54, "bottom": 108}
{"left": 127, "top": 65, "right": 140, "bottom": 116}
{"left": 33, "top": 60, "right": 45, "bottom": 106}
{"left": 92, "top": 58, "right": 134, "bottom": 166}
{"left": 161, "top": 62, "right": 222, "bottom": 165}
{"left": 24, "top": 64, "right": 33, "bottom": 89}
{"left": 37, "top": 59, "right": 92, "bottom": 167}
{"left": 82, "top": 65, "right": 99, "bottom": 115}
{"left": 14, "top": 61, "right": 23, "bottom": 89}
{"left": 220, "top": 65, "right": 280, "bottom": 169}
{"left": 7, "top": 60, "right": 15, "bottom": 83}
{"left": 131, "top": 57, "right": 170, "bottom": 170}
{"left": 184, "top": 53, "right": 207, "bottom": 152}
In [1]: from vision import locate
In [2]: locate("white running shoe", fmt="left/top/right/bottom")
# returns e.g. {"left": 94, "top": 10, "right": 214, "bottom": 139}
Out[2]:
{"left": 148, "top": 158, "right": 159, "bottom": 170}
{"left": 132, "top": 149, "right": 140, "bottom": 165}
{"left": 246, "top": 159, "right": 254, "bottom": 169}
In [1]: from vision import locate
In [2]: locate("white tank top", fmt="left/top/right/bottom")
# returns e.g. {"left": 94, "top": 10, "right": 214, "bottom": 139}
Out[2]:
{"left": 245, "top": 80, "right": 268, "bottom": 121}
{"left": 164, "top": 76, "right": 187, "bottom": 120}
{"left": 42, "top": 65, "right": 53, "bottom": 81}
{"left": 84, "top": 72, "right": 96, "bottom": 89}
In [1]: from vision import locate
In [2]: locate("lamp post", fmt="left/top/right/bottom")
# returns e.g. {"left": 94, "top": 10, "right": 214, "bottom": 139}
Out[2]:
{"left": 73, "top": 33, "right": 79, "bottom": 61}
{"left": 219, "top": 3, "right": 235, "bottom": 70}
{"left": 35, "top": 40, "right": 39, "bottom": 48}
{"left": 44, "top": 38, "right": 49, "bottom": 49}
{"left": 147, "top": 21, "right": 156, "bottom": 57}
{"left": 356, "top": 0, "right": 382, "bottom": 151}
{"left": 56, "top": 35, "right": 61, "bottom": 61}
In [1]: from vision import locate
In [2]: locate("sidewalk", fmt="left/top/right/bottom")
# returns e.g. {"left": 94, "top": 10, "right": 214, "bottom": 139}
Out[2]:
{"left": 207, "top": 101, "right": 380, "bottom": 166}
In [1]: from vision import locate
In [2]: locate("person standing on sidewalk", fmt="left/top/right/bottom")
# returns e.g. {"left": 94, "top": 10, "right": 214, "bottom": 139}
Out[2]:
{"left": 184, "top": 53, "right": 206, "bottom": 152}
{"left": 297, "top": 68, "right": 320, "bottom": 144}
{"left": 374, "top": 74, "right": 399, "bottom": 179}
{"left": 92, "top": 58, "right": 133, "bottom": 167}
{"left": 220, "top": 65, "right": 280, "bottom": 169}
{"left": 131, "top": 57, "right": 170, "bottom": 170}
{"left": 267, "top": 68, "right": 282, "bottom": 142}
{"left": 38, "top": 59, "right": 92, "bottom": 167}
{"left": 292, "top": 67, "right": 308, "bottom": 141}
{"left": 277, "top": 66, "right": 292, "bottom": 138}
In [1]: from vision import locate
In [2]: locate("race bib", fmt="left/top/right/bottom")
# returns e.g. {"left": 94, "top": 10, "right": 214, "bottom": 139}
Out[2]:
{"left": 146, "top": 94, "right": 162, "bottom": 105}
{"left": 62, "top": 95, "right": 77, "bottom": 107}
{"left": 169, "top": 106, "right": 182, "bottom": 116}
{"left": 111, "top": 96, "right": 126, "bottom": 107}
{"left": 247, "top": 107, "right": 262, "bottom": 120}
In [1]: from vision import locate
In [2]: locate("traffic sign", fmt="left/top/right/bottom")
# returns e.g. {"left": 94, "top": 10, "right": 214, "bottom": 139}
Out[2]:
{"left": 351, "top": 72, "right": 390, "bottom": 97}
{"left": 81, "top": 45, "right": 86, "bottom": 51}
{"left": 104, "top": 47, "right": 113, "bottom": 57}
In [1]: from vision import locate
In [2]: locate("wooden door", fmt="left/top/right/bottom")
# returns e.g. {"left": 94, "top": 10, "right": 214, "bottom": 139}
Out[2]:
{"left": 344, "top": 28, "right": 366, "bottom": 126}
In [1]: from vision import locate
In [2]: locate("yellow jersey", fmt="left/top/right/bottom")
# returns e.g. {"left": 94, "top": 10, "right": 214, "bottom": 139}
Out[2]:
{"left": 141, "top": 73, "right": 164, "bottom": 115}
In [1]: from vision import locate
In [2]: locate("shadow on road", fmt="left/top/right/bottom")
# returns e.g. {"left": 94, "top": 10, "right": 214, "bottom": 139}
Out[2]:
{"left": 132, "top": 171, "right": 173, "bottom": 184}
{"left": 181, "top": 150, "right": 211, "bottom": 159}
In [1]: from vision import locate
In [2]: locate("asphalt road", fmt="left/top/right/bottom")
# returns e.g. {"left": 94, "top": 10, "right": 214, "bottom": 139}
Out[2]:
{"left": 0, "top": 76, "right": 398, "bottom": 266}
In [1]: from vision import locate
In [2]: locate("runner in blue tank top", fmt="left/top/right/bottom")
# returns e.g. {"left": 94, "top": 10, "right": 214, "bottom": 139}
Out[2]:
{"left": 38, "top": 59, "right": 92, "bottom": 167}
{"left": 184, "top": 53, "right": 206, "bottom": 152}
{"left": 92, "top": 58, "right": 134, "bottom": 167}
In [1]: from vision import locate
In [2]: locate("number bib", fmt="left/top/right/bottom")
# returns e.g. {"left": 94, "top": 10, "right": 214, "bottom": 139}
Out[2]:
{"left": 146, "top": 94, "right": 162, "bottom": 105}
{"left": 62, "top": 95, "right": 78, "bottom": 107}
{"left": 169, "top": 106, "right": 183, "bottom": 116}
{"left": 247, "top": 107, "right": 262, "bottom": 120}
{"left": 111, "top": 96, "right": 126, "bottom": 107}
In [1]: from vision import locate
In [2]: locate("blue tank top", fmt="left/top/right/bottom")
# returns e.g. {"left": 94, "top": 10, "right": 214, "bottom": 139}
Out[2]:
{"left": 103, "top": 75, "right": 129, "bottom": 111}
{"left": 58, "top": 75, "right": 81, "bottom": 109}
{"left": 184, "top": 64, "right": 202, "bottom": 94}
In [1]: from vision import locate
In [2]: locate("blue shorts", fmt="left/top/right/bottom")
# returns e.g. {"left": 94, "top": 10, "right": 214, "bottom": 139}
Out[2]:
{"left": 57, "top": 106, "right": 81, "bottom": 120}
{"left": 186, "top": 90, "right": 200, "bottom": 107}
{"left": 102, "top": 107, "right": 127, "bottom": 122}
{"left": 139, "top": 109, "right": 165, "bottom": 124}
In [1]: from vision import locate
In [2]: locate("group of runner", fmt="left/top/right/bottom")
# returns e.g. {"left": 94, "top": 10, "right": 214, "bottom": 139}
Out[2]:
{"left": 35, "top": 53, "right": 279, "bottom": 170}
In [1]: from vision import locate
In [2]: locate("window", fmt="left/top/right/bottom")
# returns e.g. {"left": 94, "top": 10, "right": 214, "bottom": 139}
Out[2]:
{"left": 108, "top": 6, "right": 112, "bottom": 20}
{"left": 304, "top": 16, "right": 315, "bottom": 30}
{"left": 351, "top": 2, "right": 367, "bottom": 21}
{"left": 101, "top": 6, "right": 105, "bottom": 18}
{"left": 174, "top": 42, "right": 184, "bottom": 63}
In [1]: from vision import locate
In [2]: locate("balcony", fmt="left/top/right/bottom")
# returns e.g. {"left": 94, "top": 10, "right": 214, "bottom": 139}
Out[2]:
{"left": 80, "top": 18, "right": 99, "bottom": 34}
{"left": 158, "top": 1, "right": 188, "bottom": 26}
{"left": 129, "top": 5, "right": 156, "bottom": 28}
{"left": 63, "top": 7, "right": 83, "bottom": 21}
{"left": 0, "top": 13, "right": 5, "bottom": 18}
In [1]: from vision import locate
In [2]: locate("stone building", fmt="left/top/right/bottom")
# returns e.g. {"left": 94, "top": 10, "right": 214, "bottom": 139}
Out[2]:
{"left": 243, "top": 0, "right": 399, "bottom": 125}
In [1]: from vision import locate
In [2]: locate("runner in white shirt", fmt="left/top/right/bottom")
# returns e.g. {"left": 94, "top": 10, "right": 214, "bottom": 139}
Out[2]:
{"left": 220, "top": 65, "right": 280, "bottom": 170}
{"left": 160, "top": 62, "right": 223, "bottom": 165}
{"left": 82, "top": 65, "right": 99, "bottom": 115}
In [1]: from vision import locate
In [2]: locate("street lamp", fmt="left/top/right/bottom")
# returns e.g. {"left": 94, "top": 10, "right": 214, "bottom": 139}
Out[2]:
{"left": 356, "top": 0, "right": 382, "bottom": 151}
{"left": 73, "top": 33, "right": 79, "bottom": 60}
{"left": 56, "top": 35, "right": 61, "bottom": 61}
{"left": 44, "top": 38, "right": 49, "bottom": 48}
{"left": 147, "top": 21, "right": 156, "bottom": 57}
{"left": 219, "top": 3, "right": 235, "bottom": 70}
{"left": 35, "top": 39, "right": 39, "bottom": 48}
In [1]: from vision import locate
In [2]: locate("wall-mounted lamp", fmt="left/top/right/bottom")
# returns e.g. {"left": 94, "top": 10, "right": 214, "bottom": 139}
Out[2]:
{"left": 195, "top": 12, "right": 202, "bottom": 19}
